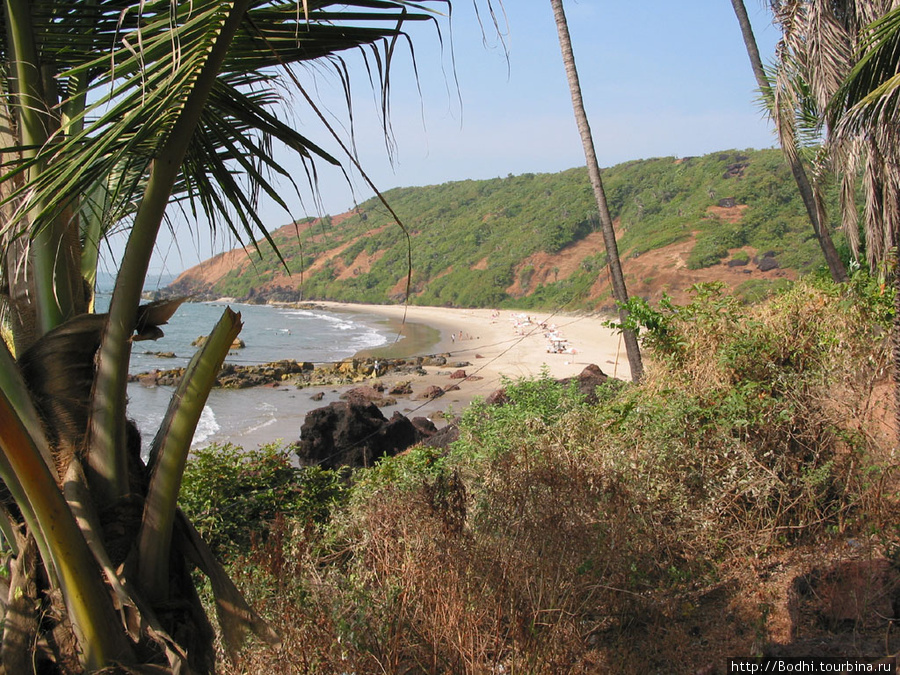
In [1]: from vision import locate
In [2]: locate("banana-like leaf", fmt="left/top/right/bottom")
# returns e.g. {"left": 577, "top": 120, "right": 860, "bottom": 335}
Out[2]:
{"left": 0, "top": 337, "right": 59, "bottom": 578}
{"left": 0, "top": 383, "right": 134, "bottom": 669}
{"left": 137, "top": 307, "right": 243, "bottom": 603}
{"left": 175, "top": 509, "right": 281, "bottom": 659}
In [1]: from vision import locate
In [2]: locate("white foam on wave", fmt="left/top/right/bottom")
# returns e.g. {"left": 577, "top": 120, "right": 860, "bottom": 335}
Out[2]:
{"left": 191, "top": 405, "right": 219, "bottom": 447}
{"left": 310, "top": 311, "right": 390, "bottom": 355}
{"left": 278, "top": 308, "right": 316, "bottom": 319}
{"left": 245, "top": 417, "right": 277, "bottom": 435}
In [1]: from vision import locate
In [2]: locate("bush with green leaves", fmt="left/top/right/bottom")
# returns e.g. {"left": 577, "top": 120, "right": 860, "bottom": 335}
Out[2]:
{"left": 179, "top": 442, "right": 347, "bottom": 556}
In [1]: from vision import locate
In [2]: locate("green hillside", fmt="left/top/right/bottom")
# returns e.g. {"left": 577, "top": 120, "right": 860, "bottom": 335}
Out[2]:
{"left": 169, "top": 148, "right": 848, "bottom": 309}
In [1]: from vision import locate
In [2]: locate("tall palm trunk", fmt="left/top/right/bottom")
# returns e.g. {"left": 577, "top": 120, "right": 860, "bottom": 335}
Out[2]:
{"left": 730, "top": 0, "right": 849, "bottom": 283}
{"left": 550, "top": 0, "right": 643, "bottom": 381}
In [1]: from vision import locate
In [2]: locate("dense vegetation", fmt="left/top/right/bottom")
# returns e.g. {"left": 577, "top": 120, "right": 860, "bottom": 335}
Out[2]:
{"left": 172, "top": 148, "right": 850, "bottom": 309}
{"left": 180, "top": 275, "right": 896, "bottom": 672}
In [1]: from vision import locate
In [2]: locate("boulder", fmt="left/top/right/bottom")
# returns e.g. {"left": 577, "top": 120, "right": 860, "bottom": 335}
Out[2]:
{"left": 484, "top": 388, "right": 509, "bottom": 406}
{"left": 559, "top": 364, "right": 609, "bottom": 404}
{"left": 411, "top": 416, "right": 438, "bottom": 438}
{"left": 419, "top": 355, "right": 448, "bottom": 367}
{"left": 756, "top": 256, "right": 780, "bottom": 272}
{"left": 449, "top": 369, "right": 467, "bottom": 379}
{"left": 389, "top": 381, "right": 413, "bottom": 396}
{"left": 422, "top": 422, "right": 460, "bottom": 449}
{"left": 417, "top": 385, "right": 445, "bottom": 400}
{"left": 340, "top": 386, "right": 386, "bottom": 404}
{"left": 295, "top": 401, "right": 422, "bottom": 469}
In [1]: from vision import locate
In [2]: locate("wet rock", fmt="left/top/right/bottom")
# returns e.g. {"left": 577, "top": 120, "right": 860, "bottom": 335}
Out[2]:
{"left": 192, "top": 335, "right": 245, "bottom": 349}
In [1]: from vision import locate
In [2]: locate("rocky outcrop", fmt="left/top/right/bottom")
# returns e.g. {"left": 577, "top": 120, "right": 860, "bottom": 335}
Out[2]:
{"left": 294, "top": 401, "right": 423, "bottom": 469}
{"left": 559, "top": 364, "right": 610, "bottom": 404}
{"left": 130, "top": 355, "right": 442, "bottom": 390}
{"left": 340, "top": 385, "right": 397, "bottom": 407}
{"left": 293, "top": 363, "right": 617, "bottom": 470}
{"left": 192, "top": 335, "right": 246, "bottom": 349}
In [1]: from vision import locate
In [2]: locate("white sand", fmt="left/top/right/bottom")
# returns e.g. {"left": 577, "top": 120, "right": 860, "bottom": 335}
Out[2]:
{"left": 318, "top": 302, "right": 632, "bottom": 408}
{"left": 200, "top": 302, "right": 632, "bottom": 449}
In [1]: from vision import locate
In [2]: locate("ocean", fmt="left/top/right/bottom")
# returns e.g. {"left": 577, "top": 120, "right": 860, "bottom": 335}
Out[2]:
{"left": 95, "top": 279, "right": 404, "bottom": 454}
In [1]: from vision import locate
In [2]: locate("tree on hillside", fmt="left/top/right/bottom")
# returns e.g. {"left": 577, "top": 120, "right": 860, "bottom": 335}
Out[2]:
{"left": 730, "top": 0, "right": 849, "bottom": 283}
{"left": 549, "top": 0, "right": 644, "bottom": 381}
{"left": 0, "top": 1, "right": 456, "bottom": 671}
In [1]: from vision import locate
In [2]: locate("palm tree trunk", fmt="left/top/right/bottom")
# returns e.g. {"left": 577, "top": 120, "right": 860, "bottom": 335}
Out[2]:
{"left": 4, "top": 0, "right": 85, "bottom": 334}
{"left": 550, "top": 0, "right": 643, "bottom": 381}
{"left": 88, "top": 0, "right": 252, "bottom": 505}
{"left": 730, "top": 0, "right": 849, "bottom": 283}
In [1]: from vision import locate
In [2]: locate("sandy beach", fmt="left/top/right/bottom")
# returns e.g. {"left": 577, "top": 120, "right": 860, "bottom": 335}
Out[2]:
{"left": 188, "top": 302, "right": 632, "bottom": 451}
{"left": 319, "top": 302, "right": 631, "bottom": 414}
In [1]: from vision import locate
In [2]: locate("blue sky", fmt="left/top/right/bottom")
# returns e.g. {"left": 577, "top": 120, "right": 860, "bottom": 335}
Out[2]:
{"left": 141, "top": 1, "right": 782, "bottom": 277}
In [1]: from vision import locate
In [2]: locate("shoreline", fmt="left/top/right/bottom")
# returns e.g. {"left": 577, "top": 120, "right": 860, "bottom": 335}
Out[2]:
{"left": 318, "top": 301, "right": 631, "bottom": 411}
{"left": 145, "top": 301, "right": 632, "bottom": 452}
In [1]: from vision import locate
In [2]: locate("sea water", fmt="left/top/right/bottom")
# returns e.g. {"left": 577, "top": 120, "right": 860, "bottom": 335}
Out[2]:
{"left": 95, "top": 281, "right": 398, "bottom": 453}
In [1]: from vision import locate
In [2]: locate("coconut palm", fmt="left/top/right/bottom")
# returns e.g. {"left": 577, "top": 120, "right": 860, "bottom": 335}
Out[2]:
{"left": 730, "top": 0, "right": 849, "bottom": 283}
{"left": 0, "top": 1, "right": 456, "bottom": 671}
{"left": 767, "top": 0, "right": 897, "bottom": 262}
{"left": 549, "top": 0, "right": 643, "bottom": 381}
{"left": 826, "top": 3, "right": 900, "bottom": 436}
{"left": 765, "top": 1, "right": 899, "bottom": 434}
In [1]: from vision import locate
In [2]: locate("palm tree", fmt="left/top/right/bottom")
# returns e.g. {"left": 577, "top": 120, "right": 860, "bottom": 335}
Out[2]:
{"left": 0, "top": 1, "right": 456, "bottom": 671}
{"left": 763, "top": 1, "right": 899, "bottom": 434}
{"left": 826, "top": 3, "right": 900, "bottom": 436}
{"left": 549, "top": 0, "right": 644, "bottom": 381}
{"left": 730, "top": 0, "right": 849, "bottom": 283}
{"left": 767, "top": 0, "right": 894, "bottom": 263}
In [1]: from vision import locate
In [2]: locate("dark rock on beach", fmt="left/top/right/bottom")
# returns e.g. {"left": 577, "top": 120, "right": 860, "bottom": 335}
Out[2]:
{"left": 559, "top": 364, "right": 610, "bottom": 404}
{"left": 295, "top": 400, "right": 423, "bottom": 469}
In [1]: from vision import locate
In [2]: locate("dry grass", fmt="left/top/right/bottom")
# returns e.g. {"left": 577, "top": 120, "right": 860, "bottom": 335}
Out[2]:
{"left": 188, "top": 278, "right": 899, "bottom": 674}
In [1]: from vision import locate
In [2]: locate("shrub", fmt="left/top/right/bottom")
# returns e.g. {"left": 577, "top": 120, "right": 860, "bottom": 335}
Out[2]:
{"left": 221, "top": 276, "right": 896, "bottom": 673}
{"left": 180, "top": 442, "right": 347, "bottom": 555}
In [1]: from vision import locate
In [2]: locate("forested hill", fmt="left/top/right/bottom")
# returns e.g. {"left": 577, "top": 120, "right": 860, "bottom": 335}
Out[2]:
{"left": 166, "top": 148, "right": 843, "bottom": 310}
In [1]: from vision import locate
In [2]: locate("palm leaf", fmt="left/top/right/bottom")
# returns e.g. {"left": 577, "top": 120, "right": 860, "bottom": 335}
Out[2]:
{"left": 0, "top": 370, "right": 134, "bottom": 669}
{"left": 137, "top": 307, "right": 243, "bottom": 603}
